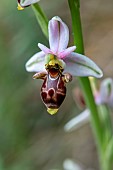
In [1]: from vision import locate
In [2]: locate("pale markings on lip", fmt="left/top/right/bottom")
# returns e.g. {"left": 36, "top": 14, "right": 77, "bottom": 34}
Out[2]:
{"left": 49, "top": 74, "right": 59, "bottom": 80}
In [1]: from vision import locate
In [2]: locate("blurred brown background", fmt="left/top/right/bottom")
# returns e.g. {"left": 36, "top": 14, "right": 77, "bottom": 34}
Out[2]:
{"left": 0, "top": 0, "right": 113, "bottom": 169}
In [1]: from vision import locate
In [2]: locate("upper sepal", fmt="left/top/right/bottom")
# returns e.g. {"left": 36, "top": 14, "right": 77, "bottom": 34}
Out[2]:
{"left": 25, "top": 51, "right": 46, "bottom": 72}
{"left": 48, "top": 16, "right": 69, "bottom": 54}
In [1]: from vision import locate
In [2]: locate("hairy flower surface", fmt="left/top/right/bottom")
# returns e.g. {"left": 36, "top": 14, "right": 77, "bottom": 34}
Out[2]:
{"left": 17, "top": 0, "right": 40, "bottom": 10}
{"left": 95, "top": 78, "right": 113, "bottom": 107}
{"left": 26, "top": 16, "right": 103, "bottom": 114}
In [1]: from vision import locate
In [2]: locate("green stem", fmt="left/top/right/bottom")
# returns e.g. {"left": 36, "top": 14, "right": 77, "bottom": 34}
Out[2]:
{"left": 68, "top": 0, "right": 103, "bottom": 160}
{"left": 98, "top": 105, "right": 113, "bottom": 148}
{"left": 68, "top": 0, "right": 84, "bottom": 54}
{"left": 104, "top": 137, "right": 113, "bottom": 170}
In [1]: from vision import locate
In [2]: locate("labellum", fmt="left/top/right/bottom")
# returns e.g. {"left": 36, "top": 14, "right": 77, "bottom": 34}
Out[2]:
{"left": 33, "top": 55, "right": 72, "bottom": 115}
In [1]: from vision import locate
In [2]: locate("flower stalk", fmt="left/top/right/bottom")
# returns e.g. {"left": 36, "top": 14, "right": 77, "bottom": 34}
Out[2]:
{"left": 68, "top": 0, "right": 104, "bottom": 168}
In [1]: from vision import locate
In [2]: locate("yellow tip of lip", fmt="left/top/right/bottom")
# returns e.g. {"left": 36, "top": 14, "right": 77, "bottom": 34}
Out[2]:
{"left": 47, "top": 108, "right": 59, "bottom": 115}
{"left": 17, "top": 3, "right": 24, "bottom": 10}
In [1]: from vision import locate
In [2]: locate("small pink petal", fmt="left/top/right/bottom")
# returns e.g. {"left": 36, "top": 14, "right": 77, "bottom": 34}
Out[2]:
{"left": 38, "top": 43, "right": 51, "bottom": 54}
{"left": 58, "top": 46, "right": 76, "bottom": 59}
{"left": 95, "top": 92, "right": 102, "bottom": 105}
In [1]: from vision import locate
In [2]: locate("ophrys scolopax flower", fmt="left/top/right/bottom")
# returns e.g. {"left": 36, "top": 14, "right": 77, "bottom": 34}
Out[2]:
{"left": 26, "top": 16, "right": 103, "bottom": 115}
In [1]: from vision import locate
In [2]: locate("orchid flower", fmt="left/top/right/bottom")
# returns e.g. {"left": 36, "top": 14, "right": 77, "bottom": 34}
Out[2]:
{"left": 17, "top": 0, "right": 40, "bottom": 10}
{"left": 25, "top": 16, "right": 103, "bottom": 115}
{"left": 95, "top": 78, "right": 113, "bottom": 108}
